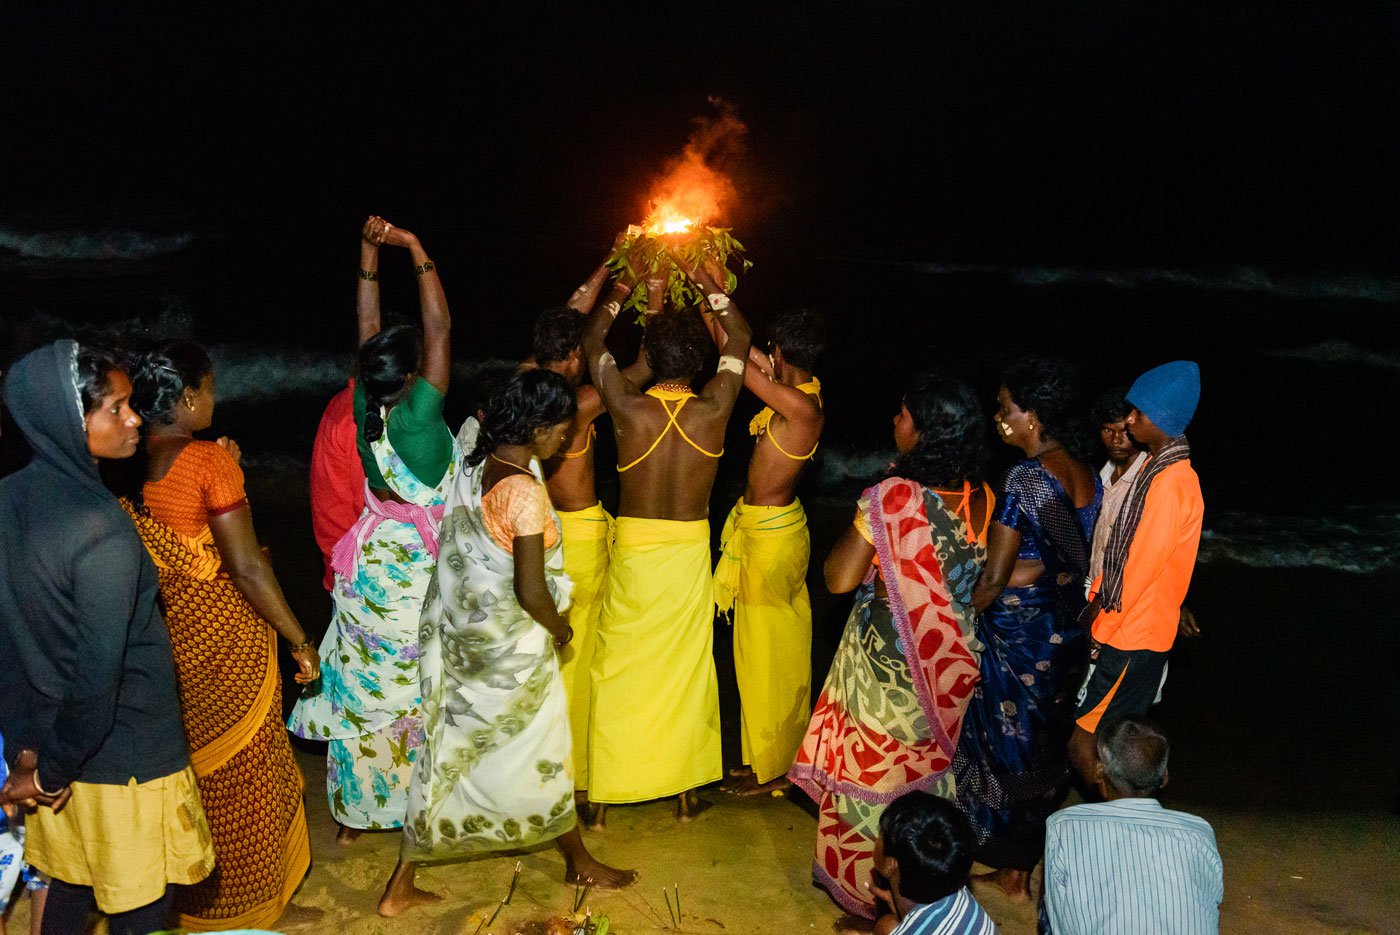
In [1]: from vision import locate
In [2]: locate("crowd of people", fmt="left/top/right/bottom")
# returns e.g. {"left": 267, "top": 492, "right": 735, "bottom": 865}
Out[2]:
{"left": 0, "top": 217, "right": 1222, "bottom": 934}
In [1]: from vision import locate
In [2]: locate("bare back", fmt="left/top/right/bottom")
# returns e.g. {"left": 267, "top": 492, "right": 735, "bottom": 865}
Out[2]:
{"left": 613, "top": 391, "right": 729, "bottom": 520}
{"left": 543, "top": 386, "right": 605, "bottom": 513}
{"left": 743, "top": 393, "right": 824, "bottom": 507}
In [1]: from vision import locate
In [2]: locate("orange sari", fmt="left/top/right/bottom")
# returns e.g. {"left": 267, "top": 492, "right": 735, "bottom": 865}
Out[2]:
{"left": 121, "top": 443, "right": 309, "bottom": 931}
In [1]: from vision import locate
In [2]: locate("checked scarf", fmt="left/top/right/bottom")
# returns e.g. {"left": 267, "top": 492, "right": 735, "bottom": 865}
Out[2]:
{"left": 1098, "top": 435, "right": 1191, "bottom": 612}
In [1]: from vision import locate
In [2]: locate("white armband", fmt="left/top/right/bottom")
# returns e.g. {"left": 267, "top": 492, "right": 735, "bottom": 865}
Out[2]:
{"left": 718, "top": 354, "right": 745, "bottom": 375}
{"left": 599, "top": 351, "right": 617, "bottom": 371}
{"left": 707, "top": 293, "right": 731, "bottom": 312}
{"left": 603, "top": 299, "right": 621, "bottom": 319}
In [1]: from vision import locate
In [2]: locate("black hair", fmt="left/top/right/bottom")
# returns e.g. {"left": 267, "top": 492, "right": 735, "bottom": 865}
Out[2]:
{"left": 1091, "top": 386, "right": 1132, "bottom": 427}
{"left": 532, "top": 306, "right": 586, "bottom": 366}
{"left": 644, "top": 308, "right": 710, "bottom": 381}
{"left": 1096, "top": 716, "right": 1170, "bottom": 797}
{"left": 887, "top": 371, "right": 988, "bottom": 488}
{"left": 878, "top": 792, "right": 975, "bottom": 904}
{"left": 359, "top": 325, "right": 423, "bottom": 443}
{"left": 769, "top": 308, "right": 825, "bottom": 372}
{"left": 128, "top": 339, "right": 214, "bottom": 425}
{"left": 1003, "top": 355, "right": 1091, "bottom": 460}
{"left": 467, "top": 369, "right": 578, "bottom": 467}
{"left": 76, "top": 345, "right": 127, "bottom": 416}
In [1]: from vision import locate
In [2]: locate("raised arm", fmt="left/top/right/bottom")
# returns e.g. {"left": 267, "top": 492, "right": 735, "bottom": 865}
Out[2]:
{"left": 381, "top": 222, "right": 450, "bottom": 393}
{"left": 357, "top": 216, "right": 388, "bottom": 349}
{"left": 684, "top": 262, "right": 751, "bottom": 413}
{"left": 566, "top": 253, "right": 616, "bottom": 313}
{"left": 583, "top": 256, "right": 644, "bottom": 414}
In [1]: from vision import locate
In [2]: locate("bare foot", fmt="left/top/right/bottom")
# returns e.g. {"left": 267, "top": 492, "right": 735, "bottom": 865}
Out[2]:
{"left": 336, "top": 824, "right": 361, "bottom": 846}
{"left": 676, "top": 789, "right": 713, "bottom": 823}
{"left": 971, "top": 867, "right": 1031, "bottom": 903}
{"left": 563, "top": 856, "right": 639, "bottom": 891}
{"left": 724, "top": 774, "right": 792, "bottom": 797}
{"left": 377, "top": 861, "right": 443, "bottom": 917}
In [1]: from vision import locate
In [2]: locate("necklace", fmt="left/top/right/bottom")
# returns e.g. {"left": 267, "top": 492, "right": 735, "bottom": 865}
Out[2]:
{"left": 653, "top": 381, "right": 693, "bottom": 394}
{"left": 1034, "top": 444, "right": 1065, "bottom": 459}
{"left": 490, "top": 451, "right": 531, "bottom": 472}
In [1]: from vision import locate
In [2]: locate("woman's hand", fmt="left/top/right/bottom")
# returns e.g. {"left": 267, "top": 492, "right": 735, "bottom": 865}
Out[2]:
{"left": 549, "top": 618, "right": 574, "bottom": 648}
{"left": 290, "top": 644, "right": 321, "bottom": 684}
{"left": 361, "top": 215, "right": 392, "bottom": 246}
{"left": 0, "top": 750, "right": 72, "bottom": 817}
{"left": 216, "top": 436, "right": 242, "bottom": 465}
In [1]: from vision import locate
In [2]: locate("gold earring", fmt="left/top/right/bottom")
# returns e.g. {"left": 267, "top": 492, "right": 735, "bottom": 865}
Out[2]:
{"left": 186, "top": 399, "right": 196, "bottom": 412}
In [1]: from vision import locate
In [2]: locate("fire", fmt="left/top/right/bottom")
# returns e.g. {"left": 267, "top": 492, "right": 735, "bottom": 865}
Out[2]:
{"left": 639, "top": 98, "right": 747, "bottom": 238}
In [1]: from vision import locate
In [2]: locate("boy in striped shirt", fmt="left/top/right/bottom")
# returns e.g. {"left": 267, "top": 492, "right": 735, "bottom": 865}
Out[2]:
{"left": 868, "top": 792, "right": 998, "bottom": 935}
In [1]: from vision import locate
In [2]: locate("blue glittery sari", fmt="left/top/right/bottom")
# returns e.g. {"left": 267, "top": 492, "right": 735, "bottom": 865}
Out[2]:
{"left": 952, "top": 458, "right": 1101, "bottom": 871}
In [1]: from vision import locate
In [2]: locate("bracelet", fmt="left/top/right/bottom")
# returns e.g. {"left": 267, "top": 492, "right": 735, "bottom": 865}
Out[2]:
{"left": 288, "top": 640, "right": 316, "bottom": 654}
{"left": 32, "top": 769, "right": 60, "bottom": 796}
{"left": 414, "top": 260, "right": 436, "bottom": 277}
{"left": 358, "top": 268, "right": 378, "bottom": 282}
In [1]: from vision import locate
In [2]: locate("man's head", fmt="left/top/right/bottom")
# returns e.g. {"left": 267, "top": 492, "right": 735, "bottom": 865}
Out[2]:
{"left": 644, "top": 308, "right": 711, "bottom": 382}
{"left": 767, "top": 308, "right": 825, "bottom": 379}
{"left": 1125, "top": 360, "right": 1199, "bottom": 446}
{"left": 532, "top": 306, "right": 586, "bottom": 384}
{"left": 1091, "top": 386, "right": 1138, "bottom": 467}
{"left": 873, "top": 791, "right": 975, "bottom": 907}
{"left": 1095, "top": 716, "right": 1170, "bottom": 800}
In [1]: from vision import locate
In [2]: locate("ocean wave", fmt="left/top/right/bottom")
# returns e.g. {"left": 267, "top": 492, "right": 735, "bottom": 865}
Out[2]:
{"left": 910, "top": 262, "right": 1400, "bottom": 304}
{"left": 816, "top": 448, "right": 894, "bottom": 490}
{"left": 1261, "top": 340, "right": 1400, "bottom": 371}
{"left": 0, "top": 226, "right": 194, "bottom": 261}
{"left": 209, "top": 346, "right": 519, "bottom": 404}
{"left": 1198, "top": 506, "right": 1396, "bottom": 574}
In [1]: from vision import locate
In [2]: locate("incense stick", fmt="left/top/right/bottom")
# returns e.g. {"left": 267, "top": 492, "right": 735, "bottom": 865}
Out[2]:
{"left": 674, "top": 881, "right": 681, "bottom": 922}
{"left": 663, "top": 886, "right": 677, "bottom": 927}
{"left": 506, "top": 860, "right": 522, "bottom": 905}
{"left": 575, "top": 878, "right": 593, "bottom": 914}
{"left": 486, "top": 896, "right": 507, "bottom": 927}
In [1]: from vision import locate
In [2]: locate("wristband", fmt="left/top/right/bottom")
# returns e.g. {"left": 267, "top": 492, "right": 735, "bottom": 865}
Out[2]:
{"left": 717, "top": 354, "right": 744, "bottom": 375}
{"left": 288, "top": 640, "right": 316, "bottom": 654}
{"left": 358, "top": 268, "right": 378, "bottom": 282}
{"left": 414, "top": 260, "right": 436, "bottom": 277}
{"left": 707, "top": 293, "right": 731, "bottom": 312}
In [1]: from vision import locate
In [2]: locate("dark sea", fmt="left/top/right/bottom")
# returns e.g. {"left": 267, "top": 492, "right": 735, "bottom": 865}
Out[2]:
{"left": 3, "top": 215, "right": 1397, "bottom": 813}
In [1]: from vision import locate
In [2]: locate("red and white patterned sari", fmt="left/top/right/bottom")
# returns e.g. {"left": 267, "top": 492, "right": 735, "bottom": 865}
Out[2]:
{"left": 790, "top": 477, "right": 985, "bottom": 917}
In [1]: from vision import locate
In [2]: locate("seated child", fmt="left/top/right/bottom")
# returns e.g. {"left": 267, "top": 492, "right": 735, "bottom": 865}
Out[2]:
{"left": 868, "top": 792, "right": 998, "bottom": 935}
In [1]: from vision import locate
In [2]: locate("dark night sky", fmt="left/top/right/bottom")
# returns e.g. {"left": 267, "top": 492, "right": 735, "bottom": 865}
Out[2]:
{"left": 4, "top": 3, "right": 1399, "bottom": 271}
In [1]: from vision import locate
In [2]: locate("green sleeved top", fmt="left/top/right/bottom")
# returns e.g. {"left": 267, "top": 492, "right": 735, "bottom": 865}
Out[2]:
{"left": 353, "top": 378, "right": 454, "bottom": 490}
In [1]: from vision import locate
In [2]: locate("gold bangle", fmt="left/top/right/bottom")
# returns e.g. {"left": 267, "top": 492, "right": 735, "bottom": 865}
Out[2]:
{"left": 358, "top": 268, "right": 378, "bottom": 281}
{"left": 414, "top": 260, "right": 436, "bottom": 277}
{"left": 288, "top": 640, "right": 316, "bottom": 654}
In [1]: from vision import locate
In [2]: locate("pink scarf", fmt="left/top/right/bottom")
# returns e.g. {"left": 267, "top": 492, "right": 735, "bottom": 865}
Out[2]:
{"left": 330, "top": 482, "right": 446, "bottom": 593}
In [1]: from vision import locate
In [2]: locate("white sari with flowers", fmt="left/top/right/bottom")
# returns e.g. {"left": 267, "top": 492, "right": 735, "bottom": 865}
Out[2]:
{"left": 288, "top": 428, "right": 458, "bottom": 830}
{"left": 403, "top": 454, "right": 576, "bottom": 861}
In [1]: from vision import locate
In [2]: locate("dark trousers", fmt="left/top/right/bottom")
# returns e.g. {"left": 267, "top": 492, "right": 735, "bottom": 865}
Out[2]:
{"left": 40, "top": 878, "right": 173, "bottom": 935}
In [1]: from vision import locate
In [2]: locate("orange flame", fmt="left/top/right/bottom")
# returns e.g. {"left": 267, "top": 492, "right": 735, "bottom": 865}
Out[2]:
{"left": 641, "top": 98, "right": 747, "bottom": 236}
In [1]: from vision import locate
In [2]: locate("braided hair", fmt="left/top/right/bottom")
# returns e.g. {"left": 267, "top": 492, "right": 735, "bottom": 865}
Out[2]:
{"left": 358, "top": 325, "right": 422, "bottom": 443}
{"left": 886, "top": 371, "right": 988, "bottom": 489}
{"left": 467, "top": 369, "right": 577, "bottom": 467}
{"left": 128, "top": 339, "right": 213, "bottom": 424}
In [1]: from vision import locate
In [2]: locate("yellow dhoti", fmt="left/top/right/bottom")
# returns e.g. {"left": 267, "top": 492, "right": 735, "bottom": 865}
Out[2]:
{"left": 714, "top": 497, "right": 813, "bottom": 783}
{"left": 588, "top": 517, "right": 722, "bottom": 803}
{"left": 556, "top": 501, "right": 614, "bottom": 789}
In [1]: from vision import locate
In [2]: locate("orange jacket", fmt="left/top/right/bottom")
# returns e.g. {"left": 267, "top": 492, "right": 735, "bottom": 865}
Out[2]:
{"left": 1090, "top": 460, "right": 1203, "bottom": 652}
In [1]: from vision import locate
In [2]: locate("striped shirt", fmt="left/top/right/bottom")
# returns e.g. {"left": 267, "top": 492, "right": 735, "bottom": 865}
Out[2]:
{"left": 890, "top": 887, "right": 998, "bottom": 934}
{"left": 1045, "top": 798, "right": 1223, "bottom": 935}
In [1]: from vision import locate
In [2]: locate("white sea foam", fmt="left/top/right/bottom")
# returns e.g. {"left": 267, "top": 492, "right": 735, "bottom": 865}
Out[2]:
{"left": 0, "top": 226, "right": 194, "bottom": 261}
{"left": 816, "top": 448, "right": 894, "bottom": 490}
{"left": 1261, "top": 340, "right": 1400, "bottom": 371}
{"left": 209, "top": 345, "right": 518, "bottom": 403}
{"left": 909, "top": 261, "right": 1400, "bottom": 304}
{"left": 1197, "top": 506, "right": 1395, "bottom": 574}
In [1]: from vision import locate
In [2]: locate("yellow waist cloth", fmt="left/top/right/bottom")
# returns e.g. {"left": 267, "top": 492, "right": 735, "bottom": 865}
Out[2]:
{"left": 556, "top": 502, "right": 615, "bottom": 789}
{"left": 25, "top": 766, "right": 215, "bottom": 915}
{"left": 588, "top": 517, "right": 721, "bottom": 802}
{"left": 714, "top": 498, "right": 814, "bottom": 783}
